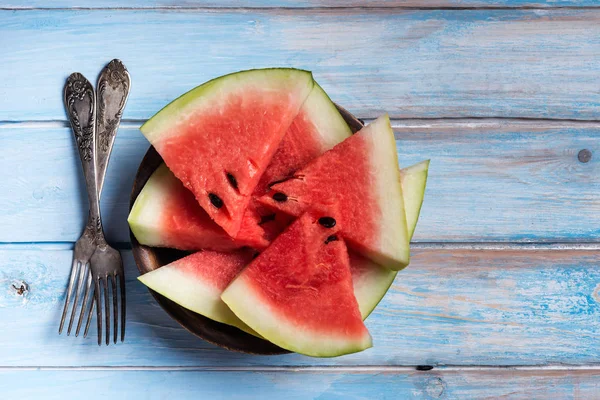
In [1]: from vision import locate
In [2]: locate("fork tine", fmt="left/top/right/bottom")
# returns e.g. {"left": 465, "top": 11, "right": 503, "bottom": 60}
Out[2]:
{"left": 119, "top": 271, "right": 126, "bottom": 342}
{"left": 59, "top": 259, "right": 79, "bottom": 334}
{"left": 84, "top": 297, "right": 94, "bottom": 339}
{"left": 111, "top": 274, "right": 118, "bottom": 344}
{"left": 67, "top": 261, "right": 87, "bottom": 336}
{"left": 94, "top": 278, "right": 102, "bottom": 346}
{"left": 75, "top": 265, "right": 93, "bottom": 337}
{"left": 104, "top": 276, "right": 110, "bottom": 346}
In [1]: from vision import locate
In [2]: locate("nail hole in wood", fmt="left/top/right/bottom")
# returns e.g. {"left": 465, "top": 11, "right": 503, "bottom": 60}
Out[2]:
{"left": 416, "top": 365, "right": 434, "bottom": 371}
{"left": 578, "top": 149, "right": 592, "bottom": 163}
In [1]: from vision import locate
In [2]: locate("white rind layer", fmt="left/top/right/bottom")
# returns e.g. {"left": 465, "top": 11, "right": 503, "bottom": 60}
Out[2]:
{"left": 401, "top": 160, "right": 430, "bottom": 239}
{"left": 362, "top": 115, "right": 410, "bottom": 270}
{"left": 127, "top": 164, "right": 174, "bottom": 247}
{"left": 302, "top": 83, "right": 352, "bottom": 150}
{"left": 352, "top": 253, "right": 397, "bottom": 320}
{"left": 138, "top": 264, "right": 258, "bottom": 336}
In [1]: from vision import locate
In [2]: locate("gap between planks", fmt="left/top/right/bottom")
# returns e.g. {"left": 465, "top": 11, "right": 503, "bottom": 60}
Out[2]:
{"left": 2, "top": 6, "right": 600, "bottom": 11}
{"left": 2, "top": 365, "right": 600, "bottom": 372}
{"left": 4, "top": 118, "right": 600, "bottom": 131}
{"left": 1, "top": 242, "right": 600, "bottom": 251}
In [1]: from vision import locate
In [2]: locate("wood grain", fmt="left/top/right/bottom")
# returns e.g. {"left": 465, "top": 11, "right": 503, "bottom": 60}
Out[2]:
{"left": 2, "top": 368, "right": 600, "bottom": 399}
{"left": 3, "top": 1, "right": 600, "bottom": 9}
{"left": 1, "top": 246, "right": 599, "bottom": 367}
{"left": 2, "top": 120, "right": 597, "bottom": 243}
{"left": 1, "top": 2, "right": 598, "bottom": 396}
{"left": 1, "top": 10, "right": 600, "bottom": 121}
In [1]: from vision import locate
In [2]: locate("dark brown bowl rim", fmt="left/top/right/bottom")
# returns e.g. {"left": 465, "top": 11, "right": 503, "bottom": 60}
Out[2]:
{"left": 129, "top": 103, "right": 363, "bottom": 355}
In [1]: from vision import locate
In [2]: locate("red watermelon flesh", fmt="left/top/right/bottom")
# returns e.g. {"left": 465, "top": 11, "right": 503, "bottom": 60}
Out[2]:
{"left": 138, "top": 249, "right": 258, "bottom": 335}
{"left": 128, "top": 164, "right": 268, "bottom": 251}
{"left": 222, "top": 210, "right": 372, "bottom": 357}
{"left": 140, "top": 69, "right": 314, "bottom": 238}
{"left": 237, "top": 82, "right": 352, "bottom": 244}
{"left": 254, "top": 83, "right": 352, "bottom": 196}
{"left": 259, "top": 115, "right": 410, "bottom": 271}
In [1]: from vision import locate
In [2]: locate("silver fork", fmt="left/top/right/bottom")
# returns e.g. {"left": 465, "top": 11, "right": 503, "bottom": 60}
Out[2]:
{"left": 60, "top": 72, "right": 99, "bottom": 339}
{"left": 59, "top": 61, "right": 130, "bottom": 344}
{"left": 87, "top": 60, "right": 130, "bottom": 345}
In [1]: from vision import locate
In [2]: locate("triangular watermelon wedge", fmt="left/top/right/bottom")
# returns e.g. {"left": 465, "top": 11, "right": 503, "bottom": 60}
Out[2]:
{"left": 352, "top": 160, "right": 429, "bottom": 319}
{"left": 140, "top": 68, "right": 314, "bottom": 237}
{"left": 237, "top": 81, "right": 352, "bottom": 245}
{"left": 137, "top": 249, "right": 259, "bottom": 336}
{"left": 259, "top": 115, "right": 410, "bottom": 271}
{"left": 128, "top": 164, "right": 268, "bottom": 251}
{"left": 222, "top": 210, "right": 372, "bottom": 357}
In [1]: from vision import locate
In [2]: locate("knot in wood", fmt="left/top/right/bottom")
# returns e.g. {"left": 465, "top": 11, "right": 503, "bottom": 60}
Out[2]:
{"left": 11, "top": 280, "right": 29, "bottom": 296}
{"left": 425, "top": 377, "right": 445, "bottom": 398}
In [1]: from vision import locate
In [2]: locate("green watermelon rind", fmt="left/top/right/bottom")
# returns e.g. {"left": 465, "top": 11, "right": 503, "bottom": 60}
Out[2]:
{"left": 402, "top": 160, "right": 430, "bottom": 239}
{"left": 354, "top": 159, "right": 430, "bottom": 320}
{"left": 138, "top": 263, "right": 260, "bottom": 337}
{"left": 222, "top": 276, "right": 373, "bottom": 357}
{"left": 140, "top": 68, "right": 314, "bottom": 143}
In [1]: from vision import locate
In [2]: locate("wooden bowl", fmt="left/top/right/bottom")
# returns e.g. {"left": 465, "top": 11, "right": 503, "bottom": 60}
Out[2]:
{"left": 129, "top": 105, "right": 363, "bottom": 354}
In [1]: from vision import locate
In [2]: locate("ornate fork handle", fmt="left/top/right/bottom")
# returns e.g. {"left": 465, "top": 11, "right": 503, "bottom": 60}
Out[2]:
{"left": 96, "top": 59, "right": 130, "bottom": 195}
{"left": 64, "top": 73, "right": 103, "bottom": 241}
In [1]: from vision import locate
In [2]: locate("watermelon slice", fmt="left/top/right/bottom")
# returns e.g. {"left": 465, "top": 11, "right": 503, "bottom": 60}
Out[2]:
{"left": 222, "top": 211, "right": 372, "bottom": 357}
{"left": 351, "top": 160, "right": 429, "bottom": 319}
{"left": 140, "top": 68, "right": 314, "bottom": 238}
{"left": 128, "top": 164, "right": 268, "bottom": 251}
{"left": 237, "top": 82, "right": 352, "bottom": 244}
{"left": 260, "top": 115, "right": 410, "bottom": 271}
{"left": 137, "top": 249, "right": 258, "bottom": 336}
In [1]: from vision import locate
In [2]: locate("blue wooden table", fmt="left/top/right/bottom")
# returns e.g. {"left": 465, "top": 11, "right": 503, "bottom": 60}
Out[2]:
{"left": 2, "top": 2, "right": 600, "bottom": 398}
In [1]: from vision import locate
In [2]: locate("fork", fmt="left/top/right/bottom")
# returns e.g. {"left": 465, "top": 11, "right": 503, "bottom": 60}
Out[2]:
{"left": 60, "top": 61, "right": 130, "bottom": 345}
{"left": 87, "top": 60, "right": 130, "bottom": 345}
{"left": 60, "top": 72, "right": 98, "bottom": 339}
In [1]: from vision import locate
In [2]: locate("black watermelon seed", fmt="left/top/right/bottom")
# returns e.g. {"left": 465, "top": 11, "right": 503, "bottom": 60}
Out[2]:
{"left": 226, "top": 173, "right": 238, "bottom": 189}
{"left": 208, "top": 193, "right": 224, "bottom": 209}
{"left": 318, "top": 216, "right": 336, "bottom": 228}
{"left": 252, "top": 252, "right": 260, "bottom": 259}
{"left": 259, "top": 213, "right": 276, "bottom": 225}
{"left": 324, "top": 234, "right": 339, "bottom": 244}
{"left": 272, "top": 192, "right": 288, "bottom": 202}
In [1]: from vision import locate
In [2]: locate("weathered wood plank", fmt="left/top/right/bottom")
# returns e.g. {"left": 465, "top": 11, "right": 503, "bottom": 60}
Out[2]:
{"left": 4, "top": 1, "right": 600, "bottom": 9}
{"left": 1, "top": 246, "right": 598, "bottom": 366}
{"left": 2, "top": 121, "right": 597, "bottom": 243}
{"left": 1, "top": 10, "right": 600, "bottom": 120}
{"left": 3, "top": 368, "right": 600, "bottom": 400}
